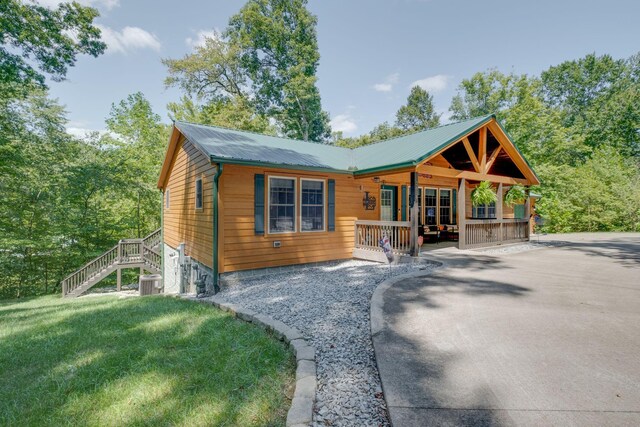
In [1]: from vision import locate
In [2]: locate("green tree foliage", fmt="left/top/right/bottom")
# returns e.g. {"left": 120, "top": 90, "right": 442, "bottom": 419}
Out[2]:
{"left": 0, "top": 0, "right": 105, "bottom": 89}
{"left": 167, "top": 96, "right": 274, "bottom": 134}
{"left": 226, "top": 0, "right": 331, "bottom": 141}
{"left": 102, "top": 92, "right": 170, "bottom": 237}
{"left": 396, "top": 86, "right": 441, "bottom": 131}
{"left": 536, "top": 150, "right": 640, "bottom": 232}
{"left": 450, "top": 52, "right": 640, "bottom": 232}
{"left": 163, "top": 1, "right": 328, "bottom": 140}
{"left": 334, "top": 86, "right": 440, "bottom": 147}
{"left": 449, "top": 69, "right": 516, "bottom": 121}
{"left": 333, "top": 122, "right": 406, "bottom": 148}
{"left": 0, "top": 88, "right": 167, "bottom": 299}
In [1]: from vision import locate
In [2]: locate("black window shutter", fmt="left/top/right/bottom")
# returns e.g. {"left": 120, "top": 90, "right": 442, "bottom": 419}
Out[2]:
{"left": 328, "top": 179, "right": 335, "bottom": 231}
{"left": 401, "top": 185, "right": 407, "bottom": 221}
{"left": 254, "top": 174, "right": 265, "bottom": 235}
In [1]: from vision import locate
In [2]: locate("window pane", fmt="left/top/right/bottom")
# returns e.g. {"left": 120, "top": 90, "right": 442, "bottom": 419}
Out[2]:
{"left": 440, "top": 189, "right": 451, "bottom": 225}
{"left": 410, "top": 187, "right": 422, "bottom": 225}
{"left": 269, "top": 178, "right": 295, "bottom": 232}
{"left": 425, "top": 189, "right": 437, "bottom": 225}
{"left": 488, "top": 201, "right": 496, "bottom": 219}
{"left": 195, "top": 179, "right": 203, "bottom": 209}
{"left": 451, "top": 189, "right": 457, "bottom": 224}
{"left": 301, "top": 180, "right": 324, "bottom": 231}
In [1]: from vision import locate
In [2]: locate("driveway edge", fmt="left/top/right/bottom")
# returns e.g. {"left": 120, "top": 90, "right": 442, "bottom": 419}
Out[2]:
{"left": 170, "top": 294, "right": 316, "bottom": 427}
{"left": 370, "top": 261, "right": 443, "bottom": 427}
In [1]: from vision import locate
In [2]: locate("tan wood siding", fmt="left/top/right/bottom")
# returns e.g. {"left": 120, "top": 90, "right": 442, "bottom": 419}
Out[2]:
{"left": 163, "top": 136, "right": 215, "bottom": 268}
{"left": 221, "top": 164, "right": 379, "bottom": 273}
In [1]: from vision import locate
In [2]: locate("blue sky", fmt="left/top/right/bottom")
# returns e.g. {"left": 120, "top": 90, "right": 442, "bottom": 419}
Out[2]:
{"left": 41, "top": 0, "right": 640, "bottom": 138}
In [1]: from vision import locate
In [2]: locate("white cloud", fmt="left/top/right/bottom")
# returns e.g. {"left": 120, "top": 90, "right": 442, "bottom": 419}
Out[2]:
{"left": 35, "top": 0, "right": 120, "bottom": 10}
{"left": 98, "top": 25, "right": 161, "bottom": 54}
{"left": 186, "top": 29, "right": 220, "bottom": 49}
{"left": 373, "top": 83, "right": 393, "bottom": 93}
{"left": 373, "top": 72, "right": 400, "bottom": 92}
{"left": 330, "top": 114, "right": 358, "bottom": 134}
{"left": 410, "top": 74, "right": 452, "bottom": 93}
{"left": 66, "top": 127, "right": 108, "bottom": 139}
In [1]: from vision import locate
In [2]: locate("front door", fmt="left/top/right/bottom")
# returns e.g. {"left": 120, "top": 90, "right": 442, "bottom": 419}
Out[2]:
{"left": 381, "top": 187, "right": 395, "bottom": 221}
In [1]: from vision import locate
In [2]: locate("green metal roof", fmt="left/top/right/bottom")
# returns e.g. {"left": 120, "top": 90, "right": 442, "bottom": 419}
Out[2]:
{"left": 175, "top": 121, "right": 353, "bottom": 171}
{"left": 175, "top": 115, "right": 496, "bottom": 174}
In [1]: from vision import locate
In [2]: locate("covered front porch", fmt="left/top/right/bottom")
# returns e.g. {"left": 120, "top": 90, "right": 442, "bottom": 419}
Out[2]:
{"left": 352, "top": 120, "right": 536, "bottom": 260}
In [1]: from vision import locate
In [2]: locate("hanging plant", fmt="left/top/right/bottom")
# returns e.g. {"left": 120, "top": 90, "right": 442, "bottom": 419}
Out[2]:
{"left": 504, "top": 184, "right": 527, "bottom": 207}
{"left": 471, "top": 181, "right": 497, "bottom": 207}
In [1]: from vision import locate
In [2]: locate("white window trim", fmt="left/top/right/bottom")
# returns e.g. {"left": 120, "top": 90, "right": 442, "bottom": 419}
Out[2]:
{"left": 424, "top": 187, "right": 438, "bottom": 226}
{"left": 267, "top": 175, "right": 297, "bottom": 234}
{"left": 379, "top": 187, "right": 394, "bottom": 222}
{"left": 195, "top": 177, "right": 203, "bottom": 210}
{"left": 439, "top": 188, "right": 452, "bottom": 225}
{"left": 416, "top": 187, "right": 424, "bottom": 225}
{"left": 300, "top": 178, "right": 326, "bottom": 233}
{"left": 165, "top": 188, "right": 170, "bottom": 210}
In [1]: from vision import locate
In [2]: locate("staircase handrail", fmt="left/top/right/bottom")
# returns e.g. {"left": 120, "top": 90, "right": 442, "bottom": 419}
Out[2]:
{"left": 62, "top": 244, "right": 119, "bottom": 296}
{"left": 142, "top": 228, "right": 161, "bottom": 249}
{"left": 61, "top": 244, "right": 118, "bottom": 284}
{"left": 61, "top": 228, "right": 162, "bottom": 296}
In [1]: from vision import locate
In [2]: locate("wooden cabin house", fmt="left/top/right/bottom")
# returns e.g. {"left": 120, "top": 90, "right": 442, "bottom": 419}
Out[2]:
{"left": 156, "top": 114, "right": 540, "bottom": 293}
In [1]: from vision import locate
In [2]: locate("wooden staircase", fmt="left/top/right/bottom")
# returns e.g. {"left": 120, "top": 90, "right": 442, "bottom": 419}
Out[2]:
{"left": 62, "top": 229, "right": 162, "bottom": 298}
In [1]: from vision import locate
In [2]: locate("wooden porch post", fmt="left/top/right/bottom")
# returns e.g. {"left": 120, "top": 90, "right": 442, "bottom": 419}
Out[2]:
{"left": 458, "top": 178, "right": 466, "bottom": 249}
{"left": 496, "top": 183, "right": 503, "bottom": 241}
{"left": 410, "top": 171, "right": 419, "bottom": 256}
{"left": 117, "top": 268, "right": 122, "bottom": 291}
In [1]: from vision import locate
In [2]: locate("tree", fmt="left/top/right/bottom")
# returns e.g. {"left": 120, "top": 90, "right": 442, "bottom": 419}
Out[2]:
{"left": 102, "top": 92, "right": 169, "bottom": 237}
{"left": 395, "top": 86, "right": 441, "bottom": 131}
{"left": 163, "top": 34, "right": 247, "bottom": 102}
{"left": 0, "top": 0, "right": 105, "bottom": 89}
{"left": 540, "top": 53, "right": 627, "bottom": 126}
{"left": 167, "top": 96, "right": 275, "bottom": 134}
{"left": 541, "top": 54, "right": 640, "bottom": 159}
{"left": 226, "top": 0, "right": 331, "bottom": 141}
{"left": 449, "top": 69, "right": 515, "bottom": 120}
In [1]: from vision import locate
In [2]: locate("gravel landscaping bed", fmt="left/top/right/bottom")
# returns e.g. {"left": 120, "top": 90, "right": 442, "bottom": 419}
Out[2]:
{"left": 213, "top": 259, "right": 438, "bottom": 427}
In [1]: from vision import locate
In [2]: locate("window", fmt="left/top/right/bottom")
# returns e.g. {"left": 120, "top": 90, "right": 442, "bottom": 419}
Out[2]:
{"left": 439, "top": 189, "right": 451, "bottom": 225}
{"left": 269, "top": 177, "right": 296, "bottom": 233}
{"left": 301, "top": 179, "right": 324, "bottom": 232}
{"left": 417, "top": 187, "right": 423, "bottom": 225}
{"left": 424, "top": 188, "right": 437, "bottom": 226}
{"left": 380, "top": 188, "right": 394, "bottom": 221}
{"left": 195, "top": 177, "right": 203, "bottom": 209}
{"left": 473, "top": 201, "right": 496, "bottom": 219}
{"left": 451, "top": 189, "right": 457, "bottom": 225}
{"left": 165, "top": 188, "right": 170, "bottom": 209}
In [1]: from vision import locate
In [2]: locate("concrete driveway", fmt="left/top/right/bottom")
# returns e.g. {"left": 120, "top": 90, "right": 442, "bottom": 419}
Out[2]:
{"left": 373, "top": 233, "right": 640, "bottom": 426}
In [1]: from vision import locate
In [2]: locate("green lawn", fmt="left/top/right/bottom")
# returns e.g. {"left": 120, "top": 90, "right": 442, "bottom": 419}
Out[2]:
{"left": 0, "top": 295, "right": 294, "bottom": 426}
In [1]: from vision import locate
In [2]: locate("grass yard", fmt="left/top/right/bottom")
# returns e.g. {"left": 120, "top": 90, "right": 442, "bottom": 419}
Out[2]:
{"left": 0, "top": 295, "right": 295, "bottom": 426}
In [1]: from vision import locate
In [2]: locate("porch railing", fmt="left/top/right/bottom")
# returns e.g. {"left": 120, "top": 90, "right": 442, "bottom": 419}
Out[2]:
{"left": 464, "top": 219, "right": 529, "bottom": 249}
{"left": 354, "top": 220, "right": 412, "bottom": 254}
